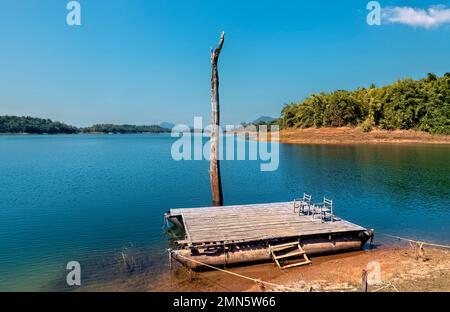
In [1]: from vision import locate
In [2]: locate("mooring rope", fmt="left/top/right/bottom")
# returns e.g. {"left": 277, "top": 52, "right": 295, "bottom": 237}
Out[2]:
{"left": 169, "top": 250, "right": 299, "bottom": 292}
{"left": 378, "top": 233, "right": 450, "bottom": 249}
{"left": 371, "top": 281, "right": 399, "bottom": 293}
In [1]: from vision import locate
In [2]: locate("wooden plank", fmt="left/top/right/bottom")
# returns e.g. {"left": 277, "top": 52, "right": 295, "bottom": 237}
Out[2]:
{"left": 185, "top": 217, "right": 354, "bottom": 230}
{"left": 185, "top": 222, "right": 361, "bottom": 237}
{"left": 186, "top": 226, "right": 359, "bottom": 242}
{"left": 274, "top": 250, "right": 305, "bottom": 260}
{"left": 281, "top": 260, "right": 312, "bottom": 269}
{"left": 180, "top": 210, "right": 193, "bottom": 245}
{"left": 177, "top": 212, "right": 361, "bottom": 229}
{"left": 185, "top": 227, "right": 359, "bottom": 244}
{"left": 193, "top": 219, "right": 362, "bottom": 233}
{"left": 270, "top": 241, "right": 299, "bottom": 250}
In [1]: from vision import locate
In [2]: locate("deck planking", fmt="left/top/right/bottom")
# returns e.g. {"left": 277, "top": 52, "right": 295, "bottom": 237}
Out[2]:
{"left": 170, "top": 202, "right": 366, "bottom": 245}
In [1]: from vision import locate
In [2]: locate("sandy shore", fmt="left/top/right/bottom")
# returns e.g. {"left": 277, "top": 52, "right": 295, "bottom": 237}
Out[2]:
{"left": 241, "top": 127, "right": 450, "bottom": 145}
{"left": 159, "top": 246, "right": 450, "bottom": 292}
{"left": 80, "top": 243, "right": 450, "bottom": 292}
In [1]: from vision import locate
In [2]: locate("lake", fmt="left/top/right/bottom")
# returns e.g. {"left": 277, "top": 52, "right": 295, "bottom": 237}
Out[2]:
{"left": 0, "top": 134, "right": 449, "bottom": 291}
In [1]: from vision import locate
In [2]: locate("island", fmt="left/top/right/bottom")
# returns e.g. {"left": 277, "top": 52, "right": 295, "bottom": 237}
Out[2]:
{"left": 0, "top": 116, "right": 170, "bottom": 135}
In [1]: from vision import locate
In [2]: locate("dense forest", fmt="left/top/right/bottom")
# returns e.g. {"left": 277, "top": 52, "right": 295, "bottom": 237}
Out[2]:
{"left": 82, "top": 124, "right": 169, "bottom": 134}
{"left": 0, "top": 116, "right": 170, "bottom": 134}
{"left": 278, "top": 73, "right": 450, "bottom": 134}
{"left": 0, "top": 116, "right": 79, "bottom": 134}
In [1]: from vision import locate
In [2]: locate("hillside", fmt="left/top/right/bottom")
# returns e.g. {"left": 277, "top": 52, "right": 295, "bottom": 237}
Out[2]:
{"left": 0, "top": 116, "right": 79, "bottom": 134}
{"left": 278, "top": 73, "right": 450, "bottom": 135}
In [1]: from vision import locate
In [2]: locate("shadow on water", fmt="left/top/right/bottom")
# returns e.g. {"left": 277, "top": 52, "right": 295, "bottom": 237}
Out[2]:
{"left": 165, "top": 226, "right": 186, "bottom": 247}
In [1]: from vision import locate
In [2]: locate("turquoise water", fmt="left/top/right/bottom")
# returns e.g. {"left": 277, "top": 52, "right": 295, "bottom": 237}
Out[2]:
{"left": 0, "top": 134, "right": 449, "bottom": 291}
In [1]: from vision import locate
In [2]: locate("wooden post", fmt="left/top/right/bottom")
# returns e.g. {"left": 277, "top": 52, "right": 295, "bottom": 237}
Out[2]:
{"left": 210, "top": 32, "right": 225, "bottom": 206}
{"left": 416, "top": 242, "right": 425, "bottom": 261}
{"left": 361, "top": 269, "right": 368, "bottom": 292}
{"left": 168, "top": 249, "right": 173, "bottom": 271}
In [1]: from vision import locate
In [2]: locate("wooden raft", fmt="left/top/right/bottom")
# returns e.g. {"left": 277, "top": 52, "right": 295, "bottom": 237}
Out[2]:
{"left": 169, "top": 202, "right": 366, "bottom": 247}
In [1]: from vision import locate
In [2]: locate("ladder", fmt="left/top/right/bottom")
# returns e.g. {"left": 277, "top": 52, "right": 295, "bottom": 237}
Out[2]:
{"left": 269, "top": 241, "right": 311, "bottom": 269}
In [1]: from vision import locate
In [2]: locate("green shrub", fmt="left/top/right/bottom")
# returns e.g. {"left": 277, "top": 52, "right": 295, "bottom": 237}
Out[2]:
{"left": 361, "top": 116, "right": 374, "bottom": 132}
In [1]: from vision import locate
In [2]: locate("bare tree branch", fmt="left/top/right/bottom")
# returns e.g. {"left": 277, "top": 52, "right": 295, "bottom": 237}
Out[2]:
{"left": 211, "top": 31, "right": 225, "bottom": 63}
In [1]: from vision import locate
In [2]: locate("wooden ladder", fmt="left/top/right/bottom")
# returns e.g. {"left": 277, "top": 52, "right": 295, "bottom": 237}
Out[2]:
{"left": 269, "top": 241, "right": 311, "bottom": 269}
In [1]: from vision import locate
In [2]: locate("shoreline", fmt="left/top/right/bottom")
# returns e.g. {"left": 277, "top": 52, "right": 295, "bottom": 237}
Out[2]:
{"left": 78, "top": 243, "right": 450, "bottom": 292}
{"left": 159, "top": 245, "right": 450, "bottom": 292}
{"left": 241, "top": 127, "right": 450, "bottom": 145}
{"left": 0, "top": 132, "right": 171, "bottom": 136}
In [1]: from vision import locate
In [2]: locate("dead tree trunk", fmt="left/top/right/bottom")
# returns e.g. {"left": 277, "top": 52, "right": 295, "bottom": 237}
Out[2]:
{"left": 210, "top": 32, "right": 225, "bottom": 206}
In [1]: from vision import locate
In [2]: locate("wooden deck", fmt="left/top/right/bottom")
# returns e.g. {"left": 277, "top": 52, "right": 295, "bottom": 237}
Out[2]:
{"left": 169, "top": 202, "right": 366, "bottom": 246}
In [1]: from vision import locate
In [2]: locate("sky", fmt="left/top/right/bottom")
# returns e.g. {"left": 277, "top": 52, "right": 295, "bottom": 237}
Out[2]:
{"left": 0, "top": 0, "right": 449, "bottom": 127}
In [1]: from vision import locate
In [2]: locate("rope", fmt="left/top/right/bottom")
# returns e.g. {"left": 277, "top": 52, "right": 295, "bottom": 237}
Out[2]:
{"left": 379, "top": 233, "right": 450, "bottom": 249}
{"left": 371, "top": 281, "right": 399, "bottom": 292}
{"left": 169, "top": 250, "right": 299, "bottom": 292}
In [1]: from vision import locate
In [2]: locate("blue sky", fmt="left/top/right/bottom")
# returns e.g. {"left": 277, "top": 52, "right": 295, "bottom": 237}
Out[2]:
{"left": 0, "top": 0, "right": 449, "bottom": 126}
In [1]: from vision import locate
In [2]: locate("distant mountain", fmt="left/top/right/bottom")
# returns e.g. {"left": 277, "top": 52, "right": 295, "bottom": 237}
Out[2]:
{"left": 251, "top": 116, "right": 276, "bottom": 124}
{"left": 160, "top": 122, "right": 175, "bottom": 130}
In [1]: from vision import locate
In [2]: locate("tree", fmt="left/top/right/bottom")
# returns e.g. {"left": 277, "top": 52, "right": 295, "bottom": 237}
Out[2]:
{"left": 427, "top": 72, "right": 437, "bottom": 82}
{"left": 323, "top": 91, "right": 364, "bottom": 127}
{"left": 210, "top": 32, "right": 225, "bottom": 206}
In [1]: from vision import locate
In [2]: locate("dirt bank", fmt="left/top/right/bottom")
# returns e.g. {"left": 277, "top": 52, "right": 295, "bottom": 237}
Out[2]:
{"left": 245, "top": 246, "right": 450, "bottom": 292}
{"left": 243, "top": 127, "right": 450, "bottom": 145}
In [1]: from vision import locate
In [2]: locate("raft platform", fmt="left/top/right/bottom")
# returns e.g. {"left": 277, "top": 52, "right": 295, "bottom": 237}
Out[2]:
{"left": 165, "top": 202, "right": 373, "bottom": 270}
